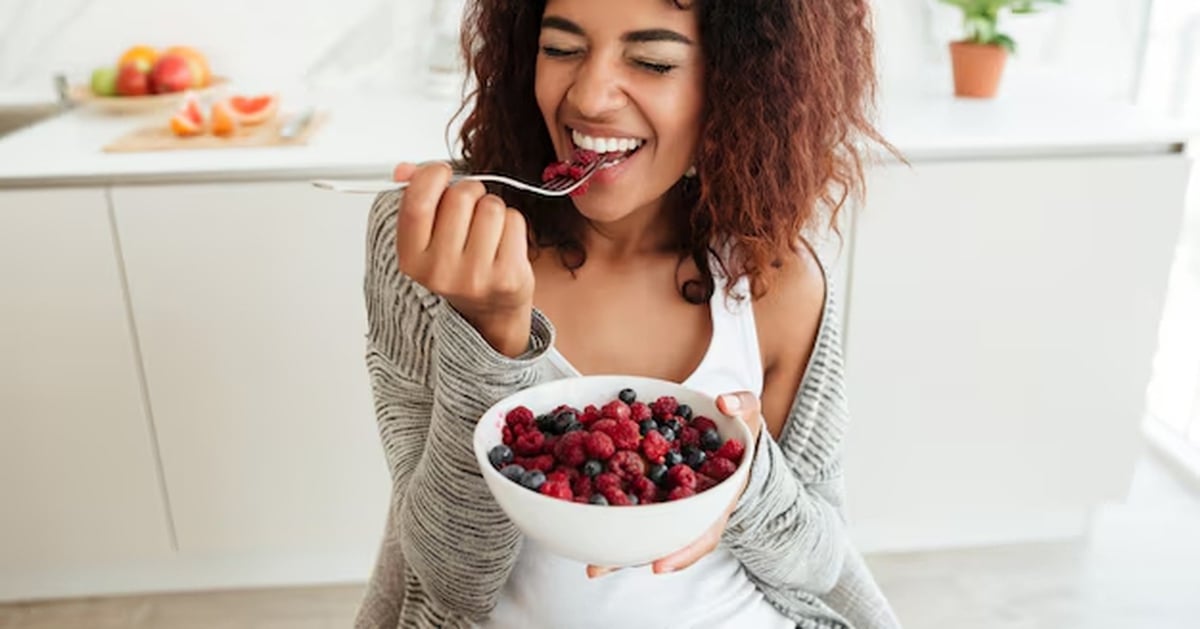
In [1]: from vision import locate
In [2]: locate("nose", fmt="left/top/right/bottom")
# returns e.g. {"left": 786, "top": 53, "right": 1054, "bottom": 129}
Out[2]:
{"left": 565, "top": 53, "right": 628, "bottom": 119}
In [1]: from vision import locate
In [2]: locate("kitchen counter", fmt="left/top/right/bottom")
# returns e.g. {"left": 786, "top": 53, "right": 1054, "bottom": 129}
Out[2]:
{"left": 0, "top": 88, "right": 1193, "bottom": 188}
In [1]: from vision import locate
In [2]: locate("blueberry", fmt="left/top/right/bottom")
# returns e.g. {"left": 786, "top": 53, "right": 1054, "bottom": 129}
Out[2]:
{"left": 536, "top": 414, "right": 555, "bottom": 433}
{"left": 683, "top": 446, "right": 707, "bottom": 469}
{"left": 500, "top": 464, "right": 526, "bottom": 483}
{"left": 700, "top": 429, "right": 722, "bottom": 452}
{"left": 582, "top": 460, "right": 604, "bottom": 477}
{"left": 628, "top": 494, "right": 639, "bottom": 505}
{"left": 647, "top": 463, "right": 669, "bottom": 486}
{"left": 664, "top": 450, "right": 684, "bottom": 468}
{"left": 589, "top": 494, "right": 609, "bottom": 506}
{"left": 552, "top": 410, "right": 578, "bottom": 435}
{"left": 564, "top": 420, "right": 584, "bottom": 433}
{"left": 676, "top": 404, "right": 693, "bottom": 420}
{"left": 664, "top": 418, "right": 683, "bottom": 435}
{"left": 488, "top": 444, "right": 514, "bottom": 469}
{"left": 639, "top": 419, "right": 657, "bottom": 436}
{"left": 520, "top": 470, "right": 546, "bottom": 491}
{"left": 618, "top": 388, "right": 637, "bottom": 404}
{"left": 658, "top": 427, "right": 677, "bottom": 443}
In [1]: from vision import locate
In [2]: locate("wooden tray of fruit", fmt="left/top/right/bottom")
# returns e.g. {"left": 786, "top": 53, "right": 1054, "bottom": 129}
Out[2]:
{"left": 74, "top": 45, "right": 226, "bottom": 114}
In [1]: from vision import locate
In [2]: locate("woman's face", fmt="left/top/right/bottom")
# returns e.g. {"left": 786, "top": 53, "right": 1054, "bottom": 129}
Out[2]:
{"left": 535, "top": 0, "right": 704, "bottom": 224}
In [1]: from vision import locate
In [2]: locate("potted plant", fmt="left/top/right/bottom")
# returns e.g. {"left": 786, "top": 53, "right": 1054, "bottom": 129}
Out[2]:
{"left": 937, "top": 0, "right": 1065, "bottom": 98}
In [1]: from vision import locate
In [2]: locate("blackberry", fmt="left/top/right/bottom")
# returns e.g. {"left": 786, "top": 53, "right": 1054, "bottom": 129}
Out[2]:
{"left": 683, "top": 446, "right": 707, "bottom": 469}
{"left": 700, "top": 428, "right": 722, "bottom": 452}
{"left": 520, "top": 469, "right": 546, "bottom": 491}
{"left": 639, "top": 419, "right": 657, "bottom": 436}
{"left": 618, "top": 388, "right": 637, "bottom": 404}
{"left": 589, "top": 494, "right": 609, "bottom": 506}
{"left": 676, "top": 404, "right": 693, "bottom": 420}
{"left": 536, "top": 413, "right": 555, "bottom": 433}
{"left": 582, "top": 460, "right": 604, "bottom": 478}
{"left": 647, "top": 463, "right": 669, "bottom": 486}
{"left": 664, "top": 450, "right": 684, "bottom": 468}
{"left": 488, "top": 444, "right": 514, "bottom": 469}
{"left": 500, "top": 464, "right": 526, "bottom": 483}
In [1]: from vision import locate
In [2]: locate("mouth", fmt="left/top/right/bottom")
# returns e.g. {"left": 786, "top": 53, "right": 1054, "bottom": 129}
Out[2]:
{"left": 567, "top": 127, "right": 646, "bottom": 170}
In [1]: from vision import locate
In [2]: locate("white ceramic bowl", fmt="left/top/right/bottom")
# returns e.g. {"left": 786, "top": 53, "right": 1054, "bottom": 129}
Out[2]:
{"left": 473, "top": 375, "right": 754, "bottom": 567}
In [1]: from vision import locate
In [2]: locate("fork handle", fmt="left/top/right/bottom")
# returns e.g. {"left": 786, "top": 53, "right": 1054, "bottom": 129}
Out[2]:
{"left": 311, "top": 179, "right": 416, "bottom": 194}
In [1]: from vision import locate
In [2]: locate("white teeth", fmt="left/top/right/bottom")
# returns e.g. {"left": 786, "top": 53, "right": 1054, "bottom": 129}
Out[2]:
{"left": 571, "top": 129, "right": 644, "bottom": 154}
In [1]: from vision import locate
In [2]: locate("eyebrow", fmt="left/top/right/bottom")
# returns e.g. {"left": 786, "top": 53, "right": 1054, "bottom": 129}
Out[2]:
{"left": 541, "top": 16, "right": 694, "bottom": 45}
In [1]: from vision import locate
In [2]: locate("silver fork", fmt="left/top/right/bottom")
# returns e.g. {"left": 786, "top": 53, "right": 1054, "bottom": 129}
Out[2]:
{"left": 311, "top": 153, "right": 621, "bottom": 198}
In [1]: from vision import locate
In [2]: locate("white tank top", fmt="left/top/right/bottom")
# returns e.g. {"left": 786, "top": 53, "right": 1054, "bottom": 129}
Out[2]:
{"left": 480, "top": 273, "right": 794, "bottom": 629}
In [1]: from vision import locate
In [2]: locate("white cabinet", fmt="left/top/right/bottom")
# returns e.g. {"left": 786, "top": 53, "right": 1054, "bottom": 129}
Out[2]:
{"left": 0, "top": 188, "right": 173, "bottom": 598}
{"left": 844, "top": 155, "right": 1192, "bottom": 551}
{"left": 110, "top": 182, "right": 388, "bottom": 584}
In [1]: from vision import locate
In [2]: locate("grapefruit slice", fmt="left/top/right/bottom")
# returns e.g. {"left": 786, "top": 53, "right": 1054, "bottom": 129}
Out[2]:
{"left": 228, "top": 94, "right": 278, "bottom": 126}
{"left": 210, "top": 100, "right": 239, "bottom": 137}
{"left": 168, "top": 93, "right": 206, "bottom": 137}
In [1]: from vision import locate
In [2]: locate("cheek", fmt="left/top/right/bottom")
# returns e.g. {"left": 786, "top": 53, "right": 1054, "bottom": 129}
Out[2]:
{"left": 534, "top": 66, "right": 567, "bottom": 129}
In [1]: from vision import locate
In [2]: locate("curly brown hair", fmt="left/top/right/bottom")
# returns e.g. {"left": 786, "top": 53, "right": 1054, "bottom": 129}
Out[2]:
{"left": 455, "top": 0, "right": 895, "bottom": 302}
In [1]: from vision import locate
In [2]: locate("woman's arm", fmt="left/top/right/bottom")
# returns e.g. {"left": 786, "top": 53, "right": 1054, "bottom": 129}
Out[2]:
{"left": 363, "top": 189, "right": 554, "bottom": 620}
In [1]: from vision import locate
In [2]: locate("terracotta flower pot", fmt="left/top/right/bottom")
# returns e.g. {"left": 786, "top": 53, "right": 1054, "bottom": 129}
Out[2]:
{"left": 949, "top": 41, "right": 1008, "bottom": 99}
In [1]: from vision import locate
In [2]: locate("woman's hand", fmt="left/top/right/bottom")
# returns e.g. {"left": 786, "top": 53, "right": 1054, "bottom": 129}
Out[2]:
{"left": 587, "top": 391, "right": 765, "bottom": 579}
{"left": 392, "top": 162, "right": 535, "bottom": 357}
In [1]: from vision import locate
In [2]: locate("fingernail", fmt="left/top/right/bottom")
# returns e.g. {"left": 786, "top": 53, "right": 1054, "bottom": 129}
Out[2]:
{"left": 654, "top": 564, "right": 677, "bottom": 574}
{"left": 719, "top": 394, "right": 741, "bottom": 412}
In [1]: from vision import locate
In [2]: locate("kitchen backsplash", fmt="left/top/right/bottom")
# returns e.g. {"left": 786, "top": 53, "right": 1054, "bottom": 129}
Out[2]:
{"left": 0, "top": 0, "right": 1149, "bottom": 102}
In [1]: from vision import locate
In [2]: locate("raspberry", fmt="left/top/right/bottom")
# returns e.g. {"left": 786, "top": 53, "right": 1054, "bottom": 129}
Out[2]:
{"left": 696, "top": 473, "right": 719, "bottom": 492}
{"left": 680, "top": 426, "right": 701, "bottom": 449}
{"left": 541, "top": 163, "right": 560, "bottom": 183}
{"left": 668, "top": 464, "right": 697, "bottom": 489}
{"left": 573, "top": 148, "right": 599, "bottom": 166}
{"left": 553, "top": 431, "right": 588, "bottom": 467}
{"left": 608, "top": 420, "right": 641, "bottom": 451}
{"left": 572, "top": 475, "right": 594, "bottom": 499}
{"left": 608, "top": 450, "right": 646, "bottom": 481}
{"left": 667, "top": 486, "right": 696, "bottom": 501}
{"left": 514, "top": 430, "right": 545, "bottom": 456}
{"left": 580, "top": 404, "right": 602, "bottom": 425}
{"left": 505, "top": 406, "right": 536, "bottom": 428}
{"left": 640, "top": 430, "right": 670, "bottom": 464}
{"left": 502, "top": 426, "right": 517, "bottom": 447}
{"left": 584, "top": 431, "right": 616, "bottom": 461}
{"left": 524, "top": 454, "right": 555, "bottom": 472}
{"left": 601, "top": 400, "right": 631, "bottom": 422}
{"left": 540, "top": 480, "right": 573, "bottom": 501}
{"left": 629, "top": 402, "right": 652, "bottom": 422}
{"left": 542, "top": 434, "right": 560, "bottom": 455}
{"left": 650, "top": 396, "right": 679, "bottom": 419}
{"left": 715, "top": 439, "right": 746, "bottom": 464}
{"left": 551, "top": 465, "right": 581, "bottom": 485}
{"left": 699, "top": 456, "right": 737, "bottom": 481}
{"left": 589, "top": 418, "right": 617, "bottom": 434}
{"left": 630, "top": 475, "right": 658, "bottom": 505}
{"left": 601, "top": 486, "right": 631, "bottom": 506}
{"left": 566, "top": 164, "right": 586, "bottom": 180}
{"left": 594, "top": 472, "right": 623, "bottom": 494}
{"left": 691, "top": 416, "right": 718, "bottom": 435}
{"left": 546, "top": 470, "right": 569, "bottom": 484}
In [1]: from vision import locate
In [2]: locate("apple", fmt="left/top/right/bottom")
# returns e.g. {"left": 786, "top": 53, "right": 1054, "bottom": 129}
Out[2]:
{"left": 115, "top": 62, "right": 151, "bottom": 96}
{"left": 90, "top": 66, "right": 118, "bottom": 96}
{"left": 150, "top": 54, "right": 194, "bottom": 94}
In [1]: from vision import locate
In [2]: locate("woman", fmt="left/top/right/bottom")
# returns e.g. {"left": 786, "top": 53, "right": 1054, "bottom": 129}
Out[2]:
{"left": 357, "top": 0, "right": 900, "bottom": 627}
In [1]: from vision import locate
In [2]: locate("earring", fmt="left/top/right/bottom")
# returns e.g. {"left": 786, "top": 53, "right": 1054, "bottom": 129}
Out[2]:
{"left": 685, "top": 165, "right": 697, "bottom": 178}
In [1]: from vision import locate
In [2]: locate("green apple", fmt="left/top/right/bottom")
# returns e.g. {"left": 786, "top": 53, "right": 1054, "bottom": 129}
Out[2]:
{"left": 90, "top": 66, "right": 119, "bottom": 96}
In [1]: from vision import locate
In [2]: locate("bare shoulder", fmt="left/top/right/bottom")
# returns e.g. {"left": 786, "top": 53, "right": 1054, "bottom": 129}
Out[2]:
{"left": 753, "top": 242, "right": 827, "bottom": 437}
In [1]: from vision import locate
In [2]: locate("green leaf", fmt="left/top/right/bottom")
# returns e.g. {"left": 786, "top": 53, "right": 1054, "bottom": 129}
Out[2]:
{"left": 993, "top": 33, "right": 1017, "bottom": 53}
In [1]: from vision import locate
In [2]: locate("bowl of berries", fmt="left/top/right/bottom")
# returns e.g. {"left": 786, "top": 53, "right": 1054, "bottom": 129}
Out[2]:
{"left": 473, "top": 375, "right": 753, "bottom": 567}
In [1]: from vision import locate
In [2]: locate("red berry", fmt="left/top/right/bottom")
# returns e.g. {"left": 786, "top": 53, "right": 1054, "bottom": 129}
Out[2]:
{"left": 541, "top": 163, "right": 560, "bottom": 183}
{"left": 542, "top": 434, "right": 560, "bottom": 455}
{"left": 566, "top": 164, "right": 586, "bottom": 180}
{"left": 525, "top": 454, "right": 555, "bottom": 472}
{"left": 505, "top": 406, "right": 535, "bottom": 428}
{"left": 715, "top": 439, "right": 746, "bottom": 464}
{"left": 651, "top": 396, "right": 679, "bottom": 419}
{"left": 612, "top": 420, "right": 642, "bottom": 451}
{"left": 696, "top": 473, "right": 719, "bottom": 492}
{"left": 601, "top": 400, "right": 631, "bottom": 422}
{"left": 540, "top": 480, "right": 573, "bottom": 501}
{"left": 631, "top": 475, "right": 658, "bottom": 504}
{"left": 608, "top": 451, "right": 646, "bottom": 482}
{"left": 680, "top": 426, "right": 701, "bottom": 449}
{"left": 589, "top": 418, "right": 617, "bottom": 434}
{"left": 502, "top": 426, "right": 517, "bottom": 447}
{"left": 699, "top": 456, "right": 737, "bottom": 481}
{"left": 691, "top": 416, "right": 718, "bottom": 435}
{"left": 640, "top": 430, "right": 670, "bottom": 464}
{"left": 629, "top": 402, "right": 652, "bottom": 422}
{"left": 601, "top": 486, "right": 631, "bottom": 506}
{"left": 594, "top": 472, "right": 623, "bottom": 494}
{"left": 573, "top": 149, "right": 598, "bottom": 166}
{"left": 584, "top": 431, "right": 616, "bottom": 461}
{"left": 580, "top": 404, "right": 602, "bottom": 424}
{"left": 668, "top": 464, "right": 697, "bottom": 489}
{"left": 572, "top": 475, "right": 594, "bottom": 499}
{"left": 667, "top": 486, "right": 696, "bottom": 501}
{"left": 553, "top": 431, "right": 588, "bottom": 467}
{"left": 514, "top": 430, "right": 545, "bottom": 456}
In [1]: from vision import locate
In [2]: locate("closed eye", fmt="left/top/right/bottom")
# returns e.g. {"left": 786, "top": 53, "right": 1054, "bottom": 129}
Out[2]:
{"left": 541, "top": 46, "right": 580, "bottom": 58}
{"left": 635, "top": 60, "right": 676, "bottom": 75}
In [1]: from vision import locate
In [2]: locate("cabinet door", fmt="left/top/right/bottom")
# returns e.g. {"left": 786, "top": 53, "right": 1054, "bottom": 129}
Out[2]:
{"left": 844, "top": 155, "right": 1191, "bottom": 551}
{"left": 111, "top": 182, "right": 388, "bottom": 575}
{"left": 0, "top": 188, "right": 172, "bottom": 598}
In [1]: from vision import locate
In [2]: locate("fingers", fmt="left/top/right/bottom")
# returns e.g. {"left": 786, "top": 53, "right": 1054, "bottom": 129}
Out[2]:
{"left": 717, "top": 391, "right": 763, "bottom": 437}
{"left": 392, "top": 162, "right": 418, "bottom": 182}
{"left": 496, "top": 208, "right": 529, "bottom": 265}
{"left": 651, "top": 519, "right": 722, "bottom": 574}
{"left": 463, "top": 194, "right": 507, "bottom": 266}
{"left": 586, "top": 565, "right": 621, "bottom": 579}
{"left": 429, "top": 179, "right": 486, "bottom": 255}
{"left": 396, "top": 162, "right": 452, "bottom": 260}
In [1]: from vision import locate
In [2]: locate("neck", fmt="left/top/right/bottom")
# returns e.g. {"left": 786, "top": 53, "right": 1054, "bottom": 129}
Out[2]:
{"left": 581, "top": 198, "right": 678, "bottom": 262}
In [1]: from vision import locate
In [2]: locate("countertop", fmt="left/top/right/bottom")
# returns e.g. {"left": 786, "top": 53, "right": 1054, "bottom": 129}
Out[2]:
{"left": 0, "top": 88, "right": 1194, "bottom": 188}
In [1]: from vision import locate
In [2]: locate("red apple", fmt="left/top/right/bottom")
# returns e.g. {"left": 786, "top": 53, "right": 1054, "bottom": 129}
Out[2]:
{"left": 150, "top": 54, "right": 194, "bottom": 94}
{"left": 115, "top": 62, "right": 151, "bottom": 96}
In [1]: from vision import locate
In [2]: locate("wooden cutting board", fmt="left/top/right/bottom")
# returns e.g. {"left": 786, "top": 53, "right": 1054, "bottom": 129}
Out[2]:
{"left": 103, "top": 111, "right": 327, "bottom": 153}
